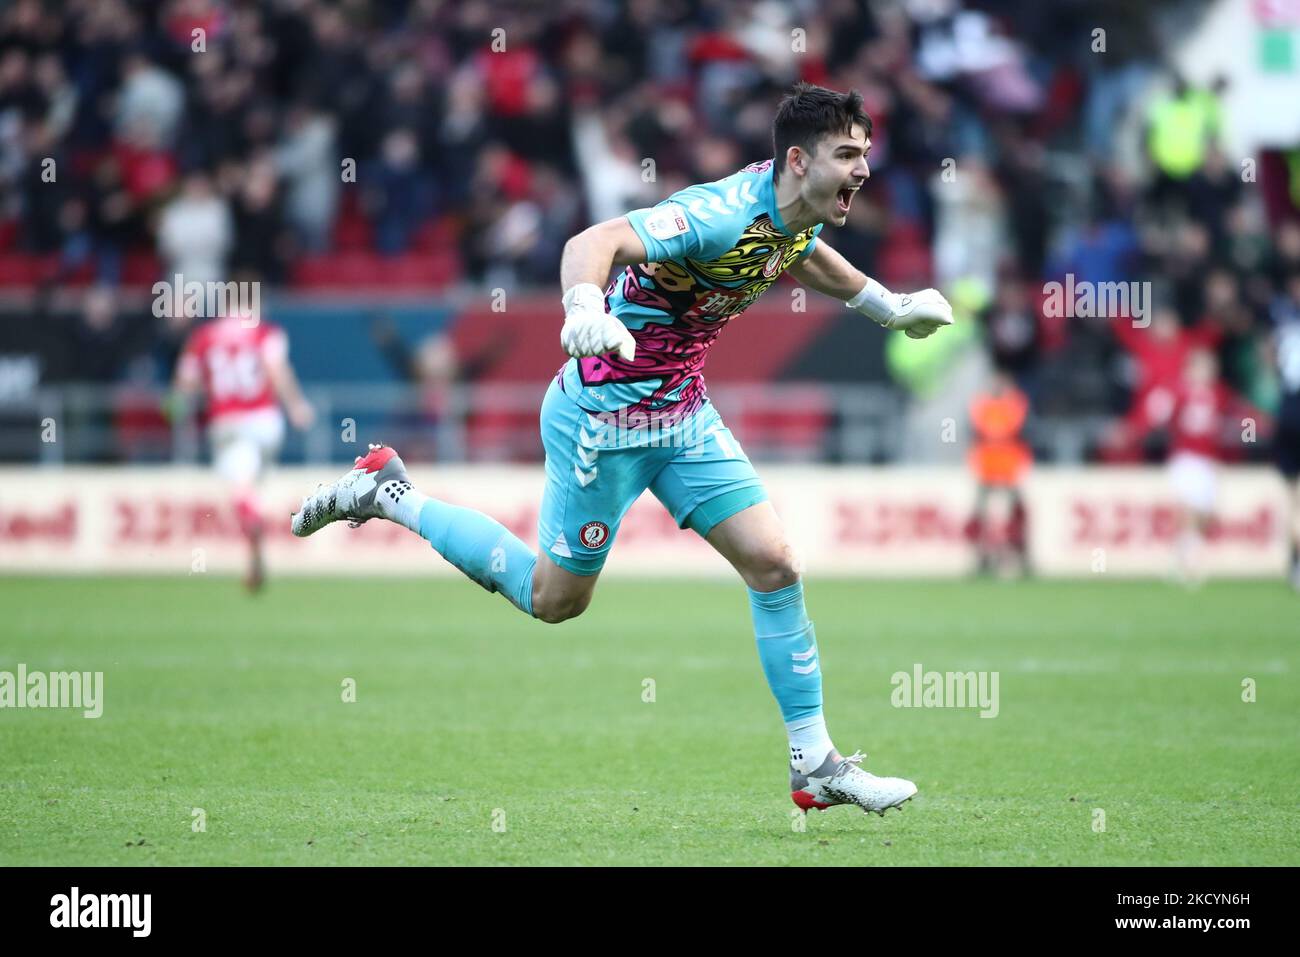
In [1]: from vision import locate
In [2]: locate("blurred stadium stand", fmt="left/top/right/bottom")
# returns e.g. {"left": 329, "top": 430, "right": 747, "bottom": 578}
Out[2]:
{"left": 1, "top": 0, "right": 1299, "bottom": 466}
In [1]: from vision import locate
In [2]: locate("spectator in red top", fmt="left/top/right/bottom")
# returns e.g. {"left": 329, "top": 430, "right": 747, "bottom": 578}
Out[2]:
{"left": 1102, "top": 306, "right": 1220, "bottom": 461}
{"left": 474, "top": 30, "right": 541, "bottom": 119}
{"left": 111, "top": 115, "right": 179, "bottom": 205}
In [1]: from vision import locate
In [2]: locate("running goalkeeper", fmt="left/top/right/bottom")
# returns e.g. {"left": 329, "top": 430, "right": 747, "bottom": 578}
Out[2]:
{"left": 292, "top": 83, "right": 953, "bottom": 815}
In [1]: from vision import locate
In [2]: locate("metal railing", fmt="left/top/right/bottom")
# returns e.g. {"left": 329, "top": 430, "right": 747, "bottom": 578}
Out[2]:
{"left": 0, "top": 381, "right": 1108, "bottom": 466}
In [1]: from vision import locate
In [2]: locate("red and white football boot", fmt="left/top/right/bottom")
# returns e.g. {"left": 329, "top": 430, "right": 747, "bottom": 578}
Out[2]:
{"left": 290, "top": 443, "right": 413, "bottom": 537}
{"left": 791, "top": 750, "right": 918, "bottom": 816}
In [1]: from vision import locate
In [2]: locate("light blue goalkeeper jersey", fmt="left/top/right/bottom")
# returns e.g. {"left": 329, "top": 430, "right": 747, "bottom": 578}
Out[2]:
{"left": 556, "top": 158, "right": 823, "bottom": 423}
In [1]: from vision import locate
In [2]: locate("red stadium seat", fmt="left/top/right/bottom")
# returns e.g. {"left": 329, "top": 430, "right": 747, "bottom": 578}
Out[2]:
{"left": 291, "top": 250, "right": 460, "bottom": 289}
{"left": 0, "top": 253, "right": 60, "bottom": 286}
{"left": 465, "top": 408, "right": 539, "bottom": 461}
{"left": 732, "top": 387, "right": 833, "bottom": 458}
{"left": 410, "top": 219, "right": 442, "bottom": 253}
{"left": 0, "top": 253, "right": 40, "bottom": 285}
{"left": 61, "top": 258, "right": 95, "bottom": 287}
{"left": 122, "top": 251, "right": 162, "bottom": 287}
{"left": 384, "top": 254, "right": 434, "bottom": 286}
{"left": 877, "top": 224, "right": 932, "bottom": 287}
{"left": 332, "top": 191, "right": 374, "bottom": 251}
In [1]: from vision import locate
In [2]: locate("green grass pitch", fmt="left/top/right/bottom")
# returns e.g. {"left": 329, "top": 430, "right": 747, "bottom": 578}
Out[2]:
{"left": 1, "top": 575, "right": 1296, "bottom": 866}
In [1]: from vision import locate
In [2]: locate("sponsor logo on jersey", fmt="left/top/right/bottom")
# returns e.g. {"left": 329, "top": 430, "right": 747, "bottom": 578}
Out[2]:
{"left": 579, "top": 521, "right": 610, "bottom": 548}
{"left": 692, "top": 288, "right": 747, "bottom": 316}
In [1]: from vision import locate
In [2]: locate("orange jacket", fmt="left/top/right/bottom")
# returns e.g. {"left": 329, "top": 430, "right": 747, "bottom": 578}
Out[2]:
{"left": 968, "top": 388, "right": 1031, "bottom": 485}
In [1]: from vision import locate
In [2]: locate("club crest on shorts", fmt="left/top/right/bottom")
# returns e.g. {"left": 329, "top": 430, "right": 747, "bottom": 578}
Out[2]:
{"left": 579, "top": 521, "right": 610, "bottom": 549}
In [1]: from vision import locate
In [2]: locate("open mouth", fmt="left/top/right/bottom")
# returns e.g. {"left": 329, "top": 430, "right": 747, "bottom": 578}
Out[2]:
{"left": 836, "top": 184, "right": 860, "bottom": 214}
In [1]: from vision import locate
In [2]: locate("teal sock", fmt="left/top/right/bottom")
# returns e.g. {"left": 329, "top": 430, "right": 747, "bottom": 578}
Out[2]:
{"left": 416, "top": 499, "right": 537, "bottom": 616}
{"left": 748, "top": 581, "right": 822, "bottom": 723}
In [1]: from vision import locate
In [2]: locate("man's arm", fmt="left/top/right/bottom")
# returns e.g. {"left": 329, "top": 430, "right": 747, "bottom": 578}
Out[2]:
{"left": 560, "top": 216, "right": 648, "bottom": 293}
{"left": 266, "top": 355, "right": 315, "bottom": 430}
{"left": 163, "top": 343, "right": 203, "bottom": 424}
{"left": 787, "top": 239, "right": 868, "bottom": 300}
{"left": 556, "top": 217, "right": 648, "bottom": 360}
{"left": 788, "top": 239, "right": 954, "bottom": 340}
{"left": 172, "top": 355, "right": 202, "bottom": 397}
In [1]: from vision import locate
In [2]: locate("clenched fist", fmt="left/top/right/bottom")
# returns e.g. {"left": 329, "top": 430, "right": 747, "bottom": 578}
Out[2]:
{"left": 847, "top": 278, "right": 954, "bottom": 339}
{"left": 560, "top": 283, "right": 636, "bottom": 360}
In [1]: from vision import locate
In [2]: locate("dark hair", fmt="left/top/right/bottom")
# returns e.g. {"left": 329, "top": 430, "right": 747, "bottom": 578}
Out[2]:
{"left": 772, "top": 83, "right": 872, "bottom": 185}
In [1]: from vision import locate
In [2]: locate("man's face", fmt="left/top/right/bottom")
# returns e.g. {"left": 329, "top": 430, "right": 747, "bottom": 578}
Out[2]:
{"left": 797, "top": 123, "right": 871, "bottom": 227}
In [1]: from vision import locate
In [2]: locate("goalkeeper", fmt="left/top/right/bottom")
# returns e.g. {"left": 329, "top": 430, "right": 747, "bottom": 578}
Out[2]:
{"left": 292, "top": 83, "right": 952, "bottom": 815}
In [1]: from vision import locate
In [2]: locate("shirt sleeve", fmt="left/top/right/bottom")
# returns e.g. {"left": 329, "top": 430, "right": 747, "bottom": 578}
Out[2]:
{"left": 797, "top": 222, "right": 824, "bottom": 260}
{"left": 625, "top": 183, "right": 744, "bottom": 263}
{"left": 259, "top": 326, "right": 289, "bottom": 365}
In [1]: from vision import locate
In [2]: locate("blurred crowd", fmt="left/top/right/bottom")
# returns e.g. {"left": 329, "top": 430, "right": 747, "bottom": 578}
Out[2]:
{"left": 2, "top": 0, "right": 1299, "bottom": 463}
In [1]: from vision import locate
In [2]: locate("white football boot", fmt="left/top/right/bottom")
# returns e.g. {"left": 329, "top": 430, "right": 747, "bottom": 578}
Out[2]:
{"left": 791, "top": 750, "right": 918, "bottom": 816}
{"left": 291, "top": 443, "right": 412, "bottom": 537}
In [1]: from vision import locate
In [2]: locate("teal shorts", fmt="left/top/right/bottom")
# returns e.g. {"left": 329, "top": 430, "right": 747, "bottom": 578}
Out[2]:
{"left": 537, "top": 377, "right": 767, "bottom": 575}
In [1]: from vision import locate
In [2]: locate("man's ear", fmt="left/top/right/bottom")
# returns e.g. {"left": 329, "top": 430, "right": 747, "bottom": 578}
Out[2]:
{"left": 785, "top": 145, "right": 806, "bottom": 178}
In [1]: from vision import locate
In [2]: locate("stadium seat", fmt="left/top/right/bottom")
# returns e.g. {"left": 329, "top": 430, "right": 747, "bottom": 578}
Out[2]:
{"left": 332, "top": 192, "right": 374, "bottom": 251}
{"left": 733, "top": 387, "right": 833, "bottom": 460}
{"left": 122, "top": 251, "right": 162, "bottom": 287}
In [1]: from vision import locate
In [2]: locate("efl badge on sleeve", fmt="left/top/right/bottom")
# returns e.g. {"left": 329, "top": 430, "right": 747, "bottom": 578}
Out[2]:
{"left": 644, "top": 203, "right": 691, "bottom": 240}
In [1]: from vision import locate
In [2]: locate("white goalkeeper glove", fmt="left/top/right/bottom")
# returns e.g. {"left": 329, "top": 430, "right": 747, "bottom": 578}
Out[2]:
{"left": 847, "top": 278, "right": 954, "bottom": 339}
{"left": 560, "top": 283, "right": 636, "bottom": 361}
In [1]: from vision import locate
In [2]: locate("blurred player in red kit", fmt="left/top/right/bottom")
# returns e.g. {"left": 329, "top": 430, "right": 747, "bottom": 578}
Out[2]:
{"left": 1159, "top": 348, "right": 1260, "bottom": 585}
{"left": 173, "top": 310, "right": 314, "bottom": 590}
